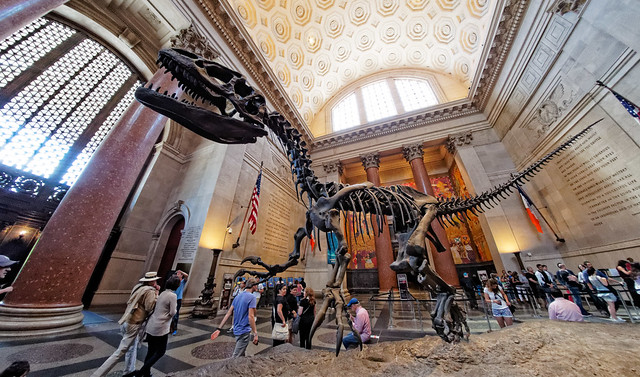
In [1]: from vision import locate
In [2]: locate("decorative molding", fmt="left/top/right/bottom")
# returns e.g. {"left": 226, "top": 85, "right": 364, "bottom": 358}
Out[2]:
{"left": 472, "top": 0, "right": 528, "bottom": 110}
{"left": 313, "top": 102, "right": 479, "bottom": 150}
{"left": 360, "top": 153, "right": 380, "bottom": 170}
{"left": 322, "top": 161, "right": 343, "bottom": 175}
{"left": 402, "top": 143, "right": 424, "bottom": 163}
{"left": 446, "top": 132, "right": 473, "bottom": 154}
{"left": 170, "top": 25, "right": 220, "bottom": 60}
{"left": 525, "top": 81, "right": 577, "bottom": 137}
{"left": 547, "top": 0, "right": 587, "bottom": 15}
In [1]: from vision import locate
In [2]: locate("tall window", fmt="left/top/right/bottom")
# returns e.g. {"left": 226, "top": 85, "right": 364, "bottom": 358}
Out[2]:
{"left": 361, "top": 81, "right": 397, "bottom": 122}
{"left": 331, "top": 93, "right": 360, "bottom": 131}
{"left": 0, "top": 17, "right": 141, "bottom": 201}
{"left": 330, "top": 77, "right": 439, "bottom": 131}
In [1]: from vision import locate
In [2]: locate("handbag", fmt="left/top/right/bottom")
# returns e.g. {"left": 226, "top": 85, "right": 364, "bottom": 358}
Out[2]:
{"left": 508, "top": 304, "right": 517, "bottom": 314}
{"left": 272, "top": 323, "right": 289, "bottom": 340}
{"left": 290, "top": 305, "right": 310, "bottom": 334}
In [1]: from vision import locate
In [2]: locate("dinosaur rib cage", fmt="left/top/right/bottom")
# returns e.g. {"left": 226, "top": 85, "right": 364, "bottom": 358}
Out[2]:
{"left": 435, "top": 118, "right": 601, "bottom": 227}
{"left": 333, "top": 186, "right": 423, "bottom": 241}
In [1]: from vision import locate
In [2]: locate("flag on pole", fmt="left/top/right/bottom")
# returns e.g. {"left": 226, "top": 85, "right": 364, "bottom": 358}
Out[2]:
{"left": 247, "top": 167, "right": 262, "bottom": 235}
{"left": 596, "top": 81, "right": 640, "bottom": 125}
{"left": 516, "top": 185, "right": 543, "bottom": 233}
{"left": 309, "top": 233, "right": 315, "bottom": 250}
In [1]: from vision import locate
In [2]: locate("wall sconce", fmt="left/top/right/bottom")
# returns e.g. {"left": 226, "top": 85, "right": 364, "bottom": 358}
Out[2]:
{"left": 227, "top": 227, "right": 233, "bottom": 234}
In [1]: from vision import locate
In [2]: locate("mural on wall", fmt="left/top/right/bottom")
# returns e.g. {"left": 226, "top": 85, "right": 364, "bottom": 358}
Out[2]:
{"left": 431, "top": 171, "right": 492, "bottom": 264}
{"left": 345, "top": 213, "right": 377, "bottom": 269}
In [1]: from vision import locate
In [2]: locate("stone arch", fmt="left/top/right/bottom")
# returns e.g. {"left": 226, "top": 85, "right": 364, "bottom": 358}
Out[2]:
{"left": 144, "top": 200, "right": 191, "bottom": 272}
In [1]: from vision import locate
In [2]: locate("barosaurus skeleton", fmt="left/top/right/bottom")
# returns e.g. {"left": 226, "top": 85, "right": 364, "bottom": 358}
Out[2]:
{"left": 135, "top": 48, "right": 602, "bottom": 355}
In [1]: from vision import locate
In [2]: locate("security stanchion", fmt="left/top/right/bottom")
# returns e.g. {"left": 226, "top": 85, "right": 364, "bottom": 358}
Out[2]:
{"left": 480, "top": 293, "right": 493, "bottom": 332}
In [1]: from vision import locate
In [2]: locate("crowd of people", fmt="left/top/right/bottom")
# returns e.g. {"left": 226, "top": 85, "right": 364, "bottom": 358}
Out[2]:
{"left": 479, "top": 258, "right": 640, "bottom": 328}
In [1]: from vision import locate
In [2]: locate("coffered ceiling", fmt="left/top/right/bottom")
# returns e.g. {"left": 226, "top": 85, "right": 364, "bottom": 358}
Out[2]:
{"left": 223, "top": 0, "right": 498, "bottom": 128}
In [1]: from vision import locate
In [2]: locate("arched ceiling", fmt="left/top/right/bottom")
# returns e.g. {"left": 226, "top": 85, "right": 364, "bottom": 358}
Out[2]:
{"left": 225, "top": 0, "right": 498, "bottom": 128}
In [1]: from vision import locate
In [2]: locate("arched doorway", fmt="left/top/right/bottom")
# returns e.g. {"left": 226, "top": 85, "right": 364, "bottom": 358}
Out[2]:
{"left": 157, "top": 217, "right": 185, "bottom": 286}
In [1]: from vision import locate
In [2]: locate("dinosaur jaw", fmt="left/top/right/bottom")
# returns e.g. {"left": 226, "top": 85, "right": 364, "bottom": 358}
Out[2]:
{"left": 134, "top": 48, "right": 268, "bottom": 144}
{"left": 135, "top": 85, "right": 267, "bottom": 143}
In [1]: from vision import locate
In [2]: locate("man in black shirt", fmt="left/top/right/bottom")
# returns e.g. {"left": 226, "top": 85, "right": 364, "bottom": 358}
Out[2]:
{"left": 556, "top": 263, "right": 590, "bottom": 316}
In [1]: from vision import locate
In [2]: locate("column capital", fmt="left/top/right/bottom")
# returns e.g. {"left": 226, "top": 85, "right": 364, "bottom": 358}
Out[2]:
{"left": 360, "top": 152, "right": 380, "bottom": 170}
{"left": 446, "top": 131, "right": 473, "bottom": 154}
{"left": 402, "top": 143, "right": 424, "bottom": 163}
{"left": 171, "top": 25, "right": 220, "bottom": 60}
{"left": 322, "top": 160, "right": 343, "bottom": 175}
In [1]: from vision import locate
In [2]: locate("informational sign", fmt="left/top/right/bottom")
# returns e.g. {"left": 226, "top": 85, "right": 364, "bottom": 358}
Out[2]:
{"left": 397, "top": 274, "right": 410, "bottom": 300}
{"left": 477, "top": 270, "right": 488, "bottom": 282}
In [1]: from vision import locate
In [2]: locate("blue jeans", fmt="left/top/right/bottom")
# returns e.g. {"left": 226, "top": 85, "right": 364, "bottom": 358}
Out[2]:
{"left": 232, "top": 331, "right": 251, "bottom": 358}
{"left": 568, "top": 286, "right": 589, "bottom": 315}
{"left": 342, "top": 332, "right": 360, "bottom": 349}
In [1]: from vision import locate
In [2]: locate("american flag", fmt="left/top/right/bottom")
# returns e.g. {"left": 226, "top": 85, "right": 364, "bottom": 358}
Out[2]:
{"left": 247, "top": 167, "right": 262, "bottom": 234}
{"left": 596, "top": 80, "right": 640, "bottom": 125}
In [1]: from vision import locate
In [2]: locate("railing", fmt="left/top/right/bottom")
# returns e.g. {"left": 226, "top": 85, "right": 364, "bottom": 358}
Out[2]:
{"left": 366, "top": 283, "right": 640, "bottom": 331}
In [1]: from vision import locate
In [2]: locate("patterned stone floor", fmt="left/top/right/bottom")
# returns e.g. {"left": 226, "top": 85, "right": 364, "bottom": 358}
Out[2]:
{"left": 0, "top": 295, "right": 637, "bottom": 376}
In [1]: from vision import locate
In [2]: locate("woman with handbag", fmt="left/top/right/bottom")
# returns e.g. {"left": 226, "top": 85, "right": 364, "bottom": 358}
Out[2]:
{"left": 483, "top": 278, "right": 513, "bottom": 328}
{"left": 272, "top": 283, "right": 290, "bottom": 347}
{"left": 297, "top": 288, "right": 316, "bottom": 349}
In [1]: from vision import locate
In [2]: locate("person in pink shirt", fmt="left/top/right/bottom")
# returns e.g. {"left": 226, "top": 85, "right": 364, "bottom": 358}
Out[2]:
{"left": 548, "top": 289, "right": 584, "bottom": 322}
{"left": 342, "top": 298, "right": 371, "bottom": 350}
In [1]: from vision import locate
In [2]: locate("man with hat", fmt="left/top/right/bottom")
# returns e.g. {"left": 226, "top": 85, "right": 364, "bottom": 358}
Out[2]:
{"left": 92, "top": 272, "right": 160, "bottom": 377}
{"left": 0, "top": 255, "right": 18, "bottom": 295}
{"left": 342, "top": 298, "right": 371, "bottom": 350}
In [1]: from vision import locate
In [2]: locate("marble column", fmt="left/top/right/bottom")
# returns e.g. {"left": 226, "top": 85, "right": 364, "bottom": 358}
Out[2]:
{"left": 361, "top": 153, "right": 396, "bottom": 291}
{"left": 402, "top": 143, "right": 460, "bottom": 287}
{"left": 0, "top": 0, "right": 68, "bottom": 41}
{"left": 0, "top": 69, "right": 182, "bottom": 336}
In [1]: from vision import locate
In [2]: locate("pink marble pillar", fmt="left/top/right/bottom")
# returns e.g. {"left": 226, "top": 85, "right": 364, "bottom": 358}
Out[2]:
{"left": 0, "top": 70, "right": 181, "bottom": 335}
{"left": 0, "top": 0, "right": 68, "bottom": 41}
{"left": 361, "top": 153, "right": 397, "bottom": 291}
{"left": 402, "top": 143, "right": 460, "bottom": 287}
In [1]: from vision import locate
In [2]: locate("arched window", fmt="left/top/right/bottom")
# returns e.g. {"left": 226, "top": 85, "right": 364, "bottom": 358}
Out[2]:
{"left": 330, "top": 77, "right": 439, "bottom": 131}
{"left": 0, "top": 17, "right": 142, "bottom": 203}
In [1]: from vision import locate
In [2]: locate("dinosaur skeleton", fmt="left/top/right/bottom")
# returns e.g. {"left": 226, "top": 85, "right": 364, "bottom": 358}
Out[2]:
{"left": 135, "top": 48, "right": 601, "bottom": 355}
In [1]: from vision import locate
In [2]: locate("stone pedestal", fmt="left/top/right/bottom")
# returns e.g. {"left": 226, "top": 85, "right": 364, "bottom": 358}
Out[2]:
{"left": 0, "top": 70, "right": 181, "bottom": 336}
{"left": 403, "top": 144, "right": 460, "bottom": 287}
{"left": 192, "top": 249, "right": 222, "bottom": 318}
{"left": 361, "top": 153, "right": 397, "bottom": 290}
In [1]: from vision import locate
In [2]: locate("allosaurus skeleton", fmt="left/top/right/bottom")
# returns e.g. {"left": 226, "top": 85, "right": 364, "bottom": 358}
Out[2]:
{"left": 135, "top": 48, "right": 600, "bottom": 355}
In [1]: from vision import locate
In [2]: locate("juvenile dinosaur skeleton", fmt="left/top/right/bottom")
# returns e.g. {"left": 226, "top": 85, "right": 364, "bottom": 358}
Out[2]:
{"left": 136, "top": 48, "right": 601, "bottom": 354}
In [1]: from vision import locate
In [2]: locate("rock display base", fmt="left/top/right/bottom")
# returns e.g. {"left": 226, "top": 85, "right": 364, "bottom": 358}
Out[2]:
{"left": 170, "top": 321, "right": 640, "bottom": 376}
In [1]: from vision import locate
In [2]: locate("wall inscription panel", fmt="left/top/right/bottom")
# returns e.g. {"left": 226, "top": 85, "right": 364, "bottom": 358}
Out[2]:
{"left": 554, "top": 127, "right": 640, "bottom": 226}
{"left": 262, "top": 189, "right": 294, "bottom": 261}
{"left": 177, "top": 225, "right": 202, "bottom": 261}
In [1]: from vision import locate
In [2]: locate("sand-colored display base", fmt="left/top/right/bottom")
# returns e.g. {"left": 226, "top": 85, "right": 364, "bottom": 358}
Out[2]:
{"left": 170, "top": 321, "right": 640, "bottom": 376}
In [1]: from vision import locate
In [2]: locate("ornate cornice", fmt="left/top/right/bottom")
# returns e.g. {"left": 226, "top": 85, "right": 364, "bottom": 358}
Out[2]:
{"left": 313, "top": 102, "right": 478, "bottom": 150}
{"left": 472, "top": 0, "right": 528, "bottom": 110}
{"left": 361, "top": 153, "right": 380, "bottom": 170}
{"left": 402, "top": 143, "right": 424, "bottom": 163}
{"left": 195, "top": 0, "right": 311, "bottom": 145}
{"left": 446, "top": 132, "right": 473, "bottom": 154}
{"left": 322, "top": 161, "right": 343, "bottom": 175}
{"left": 547, "top": 0, "right": 587, "bottom": 15}
{"left": 170, "top": 25, "right": 220, "bottom": 60}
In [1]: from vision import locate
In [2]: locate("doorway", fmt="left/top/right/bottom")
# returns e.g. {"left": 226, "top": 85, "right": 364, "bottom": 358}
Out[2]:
{"left": 157, "top": 217, "right": 184, "bottom": 286}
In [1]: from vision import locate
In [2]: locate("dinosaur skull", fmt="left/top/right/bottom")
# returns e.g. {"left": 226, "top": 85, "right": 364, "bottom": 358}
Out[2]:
{"left": 135, "top": 48, "right": 268, "bottom": 144}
